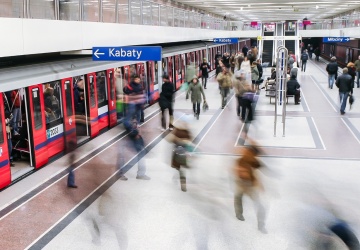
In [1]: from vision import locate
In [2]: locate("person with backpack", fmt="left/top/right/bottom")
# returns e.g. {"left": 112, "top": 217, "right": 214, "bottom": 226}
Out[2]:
{"left": 301, "top": 50, "right": 309, "bottom": 72}
{"left": 326, "top": 57, "right": 338, "bottom": 89}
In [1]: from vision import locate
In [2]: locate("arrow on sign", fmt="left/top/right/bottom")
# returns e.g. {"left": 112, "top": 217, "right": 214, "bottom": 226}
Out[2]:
{"left": 345, "top": 38, "right": 350, "bottom": 42}
{"left": 94, "top": 49, "right": 105, "bottom": 59}
{"left": 213, "top": 39, "right": 218, "bottom": 42}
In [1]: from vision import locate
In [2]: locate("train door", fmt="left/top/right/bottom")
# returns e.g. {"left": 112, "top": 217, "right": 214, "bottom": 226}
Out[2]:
{"left": 167, "top": 57, "right": 173, "bottom": 82}
{"left": 153, "top": 61, "right": 160, "bottom": 102}
{"left": 210, "top": 48, "right": 214, "bottom": 70}
{"left": 146, "top": 61, "right": 158, "bottom": 103}
{"left": 0, "top": 93, "right": 11, "bottom": 189}
{"left": 174, "top": 55, "right": 181, "bottom": 89}
{"left": 136, "top": 63, "right": 149, "bottom": 105}
{"left": 106, "top": 69, "right": 117, "bottom": 127}
{"left": 61, "top": 78, "right": 77, "bottom": 147}
{"left": 27, "top": 85, "right": 48, "bottom": 168}
{"left": 73, "top": 75, "right": 90, "bottom": 144}
{"left": 185, "top": 53, "right": 190, "bottom": 66}
{"left": 181, "top": 54, "right": 186, "bottom": 84}
{"left": 195, "top": 51, "right": 200, "bottom": 67}
{"left": 95, "top": 71, "right": 108, "bottom": 132}
{"left": 86, "top": 73, "right": 99, "bottom": 138}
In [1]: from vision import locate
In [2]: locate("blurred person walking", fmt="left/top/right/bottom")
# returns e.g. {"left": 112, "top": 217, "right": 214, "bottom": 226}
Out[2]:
{"left": 159, "top": 74, "right": 175, "bottom": 131}
{"left": 230, "top": 53, "right": 236, "bottom": 73}
{"left": 314, "top": 47, "right": 320, "bottom": 62}
{"left": 233, "top": 144, "right": 267, "bottom": 233}
{"left": 186, "top": 76, "right": 206, "bottom": 120}
{"left": 347, "top": 62, "right": 356, "bottom": 87}
{"left": 251, "top": 61, "right": 260, "bottom": 90}
{"left": 301, "top": 50, "right": 309, "bottom": 72}
{"left": 233, "top": 70, "right": 252, "bottom": 120}
{"left": 123, "top": 74, "right": 146, "bottom": 132}
{"left": 217, "top": 67, "right": 233, "bottom": 109}
{"left": 168, "top": 119, "right": 193, "bottom": 192}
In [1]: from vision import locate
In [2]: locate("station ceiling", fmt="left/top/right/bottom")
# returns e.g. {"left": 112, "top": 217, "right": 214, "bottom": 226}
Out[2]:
{"left": 175, "top": 0, "right": 360, "bottom": 21}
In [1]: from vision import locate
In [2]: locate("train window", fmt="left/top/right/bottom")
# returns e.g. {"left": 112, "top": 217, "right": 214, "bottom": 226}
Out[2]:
{"left": 0, "top": 109, "right": 3, "bottom": 144}
{"left": 64, "top": 80, "right": 73, "bottom": 117}
{"left": 109, "top": 71, "right": 115, "bottom": 100}
{"left": 32, "top": 88, "right": 42, "bottom": 130}
{"left": 43, "top": 81, "right": 63, "bottom": 126}
{"left": 96, "top": 71, "right": 107, "bottom": 105}
{"left": 89, "top": 75, "right": 96, "bottom": 108}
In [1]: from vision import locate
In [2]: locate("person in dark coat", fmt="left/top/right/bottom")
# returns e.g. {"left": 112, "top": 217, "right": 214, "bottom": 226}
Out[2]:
{"left": 159, "top": 74, "right": 175, "bottom": 131}
{"left": 242, "top": 45, "right": 249, "bottom": 57}
{"left": 222, "top": 52, "right": 230, "bottom": 68}
{"left": 214, "top": 51, "right": 222, "bottom": 68}
{"left": 199, "top": 58, "right": 210, "bottom": 89}
{"left": 326, "top": 57, "right": 338, "bottom": 89}
{"left": 301, "top": 50, "right": 309, "bottom": 72}
{"left": 314, "top": 47, "right": 321, "bottom": 61}
{"left": 287, "top": 75, "right": 301, "bottom": 104}
{"left": 336, "top": 68, "right": 353, "bottom": 115}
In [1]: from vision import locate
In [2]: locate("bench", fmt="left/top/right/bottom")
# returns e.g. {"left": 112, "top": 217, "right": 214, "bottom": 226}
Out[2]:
{"left": 269, "top": 94, "right": 295, "bottom": 104}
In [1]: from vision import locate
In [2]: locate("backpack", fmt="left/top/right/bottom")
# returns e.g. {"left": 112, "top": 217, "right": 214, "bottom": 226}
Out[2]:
{"left": 301, "top": 54, "right": 308, "bottom": 61}
{"left": 173, "top": 145, "right": 187, "bottom": 166}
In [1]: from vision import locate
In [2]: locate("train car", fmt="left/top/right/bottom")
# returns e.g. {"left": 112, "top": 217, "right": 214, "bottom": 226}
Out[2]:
{"left": 321, "top": 39, "right": 360, "bottom": 67}
{"left": 0, "top": 40, "right": 249, "bottom": 190}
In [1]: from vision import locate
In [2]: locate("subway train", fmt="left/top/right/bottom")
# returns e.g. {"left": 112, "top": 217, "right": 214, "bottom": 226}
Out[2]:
{"left": 0, "top": 39, "right": 250, "bottom": 190}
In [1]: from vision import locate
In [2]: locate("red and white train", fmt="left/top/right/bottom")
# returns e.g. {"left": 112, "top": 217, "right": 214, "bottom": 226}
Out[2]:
{"left": 0, "top": 40, "right": 249, "bottom": 190}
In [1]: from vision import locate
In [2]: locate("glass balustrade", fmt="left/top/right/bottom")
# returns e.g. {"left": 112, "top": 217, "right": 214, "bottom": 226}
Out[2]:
{"left": 1, "top": 0, "right": 358, "bottom": 31}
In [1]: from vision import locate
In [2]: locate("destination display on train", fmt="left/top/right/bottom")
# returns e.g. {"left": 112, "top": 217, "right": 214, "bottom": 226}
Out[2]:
{"left": 323, "top": 37, "right": 350, "bottom": 43}
{"left": 92, "top": 46, "right": 162, "bottom": 61}
{"left": 213, "top": 38, "right": 238, "bottom": 44}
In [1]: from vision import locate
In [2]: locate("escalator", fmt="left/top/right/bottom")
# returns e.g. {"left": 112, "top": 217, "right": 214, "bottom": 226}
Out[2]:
{"left": 285, "top": 31, "right": 295, "bottom": 54}
{"left": 262, "top": 31, "right": 274, "bottom": 66}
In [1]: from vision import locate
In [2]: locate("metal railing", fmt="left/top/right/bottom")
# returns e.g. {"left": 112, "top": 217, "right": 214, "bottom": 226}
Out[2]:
{"left": 0, "top": 1, "right": 358, "bottom": 31}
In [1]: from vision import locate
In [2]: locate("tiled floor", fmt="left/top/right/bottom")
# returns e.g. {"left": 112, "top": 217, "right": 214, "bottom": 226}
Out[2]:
{"left": 1, "top": 59, "right": 360, "bottom": 249}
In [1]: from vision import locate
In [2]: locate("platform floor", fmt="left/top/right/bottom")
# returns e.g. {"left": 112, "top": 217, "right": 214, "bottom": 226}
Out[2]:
{"left": 1, "top": 59, "right": 360, "bottom": 250}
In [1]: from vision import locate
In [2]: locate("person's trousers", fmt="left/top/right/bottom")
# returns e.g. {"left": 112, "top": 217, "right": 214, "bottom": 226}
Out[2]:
{"left": 193, "top": 102, "right": 201, "bottom": 115}
{"left": 133, "top": 136, "right": 146, "bottom": 177}
{"left": 201, "top": 76, "right": 208, "bottom": 88}
{"left": 161, "top": 107, "right": 174, "bottom": 129}
{"left": 356, "top": 71, "right": 360, "bottom": 88}
{"left": 221, "top": 87, "right": 230, "bottom": 108}
{"left": 236, "top": 95, "right": 242, "bottom": 116}
{"left": 328, "top": 74, "right": 336, "bottom": 89}
{"left": 67, "top": 167, "right": 75, "bottom": 186}
{"left": 12, "top": 108, "right": 20, "bottom": 133}
{"left": 294, "top": 90, "right": 301, "bottom": 104}
{"left": 339, "top": 92, "right": 349, "bottom": 113}
{"left": 234, "top": 181, "right": 266, "bottom": 228}
{"left": 241, "top": 99, "right": 253, "bottom": 121}
{"left": 301, "top": 61, "right": 307, "bottom": 71}
{"left": 179, "top": 168, "right": 186, "bottom": 191}
{"left": 124, "top": 103, "right": 141, "bottom": 131}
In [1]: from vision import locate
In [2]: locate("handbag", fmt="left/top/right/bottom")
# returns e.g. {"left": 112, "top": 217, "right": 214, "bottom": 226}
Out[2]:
{"left": 255, "top": 78, "right": 264, "bottom": 84}
{"left": 202, "top": 101, "right": 209, "bottom": 112}
{"left": 349, "top": 95, "right": 354, "bottom": 109}
{"left": 173, "top": 145, "right": 187, "bottom": 166}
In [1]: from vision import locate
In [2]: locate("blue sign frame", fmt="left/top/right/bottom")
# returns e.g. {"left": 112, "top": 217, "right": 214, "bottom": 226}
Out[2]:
{"left": 323, "top": 37, "right": 350, "bottom": 43}
{"left": 92, "top": 46, "right": 162, "bottom": 61}
{"left": 213, "top": 38, "right": 238, "bottom": 44}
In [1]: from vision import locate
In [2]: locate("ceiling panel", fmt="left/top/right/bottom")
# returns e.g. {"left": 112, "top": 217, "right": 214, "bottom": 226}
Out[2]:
{"left": 175, "top": 0, "right": 360, "bottom": 21}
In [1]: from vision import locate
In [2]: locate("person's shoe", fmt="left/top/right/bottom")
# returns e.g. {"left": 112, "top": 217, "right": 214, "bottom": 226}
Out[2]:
{"left": 68, "top": 185, "right": 78, "bottom": 188}
{"left": 119, "top": 175, "right": 128, "bottom": 181}
{"left": 236, "top": 215, "right": 245, "bottom": 221}
{"left": 258, "top": 226, "right": 268, "bottom": 234}
{"left": 341, "top": 111, "right": 346, "bottom": 115}
{"left": 169, "top": 127, "right": 174, "bottom": 131}
{"left": 161, "top": 128, "right": 166, "bottom": 132}
{"left": 295, "top": 102, "right": 300, "bottom": 105}
{"left": 10, "top": 162, "right": 15, "bottom": 167}
{"left": 196, "top": 114, "right": 199, "bottom": 120}
{"left": 204, "top": 87, "right": 207, "bottom": 89}
{"left": 13, "top": 131, "right": 20, "bottom": 136}
{"left": 181, "top": 186, "right": 187, "bottom": 192}
{"left": 136, "top": 175, "right": 151, "bottom": 180}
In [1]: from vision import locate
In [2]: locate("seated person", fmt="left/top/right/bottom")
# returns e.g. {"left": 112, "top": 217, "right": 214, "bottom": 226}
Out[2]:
{"left": 287, "top": 75, "right": 301, "bottom": 104}
{"left": 267, "top": 68, "right": 276, "bottom": 80}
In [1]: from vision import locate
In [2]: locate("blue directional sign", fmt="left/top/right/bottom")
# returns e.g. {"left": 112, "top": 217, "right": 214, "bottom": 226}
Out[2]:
{"left": 323, "top": 37, "right": 350, "bottom": 43}
{"left": 92, "top": 46, "right": 162, "bottom": 61}
{"left": 213, "top": 38, "right": 238, "bottom": 44}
